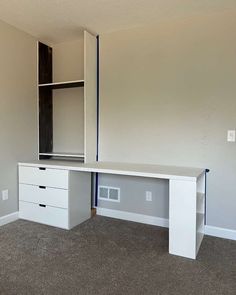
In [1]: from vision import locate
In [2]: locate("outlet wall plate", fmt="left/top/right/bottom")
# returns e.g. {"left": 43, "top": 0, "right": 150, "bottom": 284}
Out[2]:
{"left": 2, "top": 189, "right": 9, "bottom": 201}
{"left": 227, "top": 130, "right": 236, "bottom": 142}
{"left": 145, "top": 191, "right": 152, "bottom": 201}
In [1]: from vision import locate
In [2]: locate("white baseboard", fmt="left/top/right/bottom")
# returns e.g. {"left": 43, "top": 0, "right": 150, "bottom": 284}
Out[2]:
{"left": 2, "top": 209, "right": 235, "bottom": 242}
{"left": 96, "top": 207, "right": 169, "bottom": 228}
{"left": 97, "top": 207, "right": 236, "bottom": 241}
{"left": 0, "top": 212, "right": 19, "bottom": 227}
{"left": 205, "top": 225, "right": 236, "bottom": 241}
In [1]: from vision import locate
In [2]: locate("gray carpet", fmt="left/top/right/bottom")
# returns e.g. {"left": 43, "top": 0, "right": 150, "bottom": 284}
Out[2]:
{"left": 0, "top": 216, "right": 235, "bottom": 295}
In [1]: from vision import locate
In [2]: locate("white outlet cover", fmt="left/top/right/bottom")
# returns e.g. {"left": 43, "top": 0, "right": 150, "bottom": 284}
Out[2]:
{"left": 2, "top": 189, "right": 8, "bottom": 201}
{"left": 227, "top": 130, "right": 235, "bottom": 142}
{"left": 146, "top": 191, "right": 152, "bottom": 201}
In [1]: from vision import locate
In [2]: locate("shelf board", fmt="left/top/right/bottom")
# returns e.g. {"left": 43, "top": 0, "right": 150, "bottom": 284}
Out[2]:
{"left": 38, "top": 80, "right": 84, "bottom": 89}
{"left": 197, "top": 192, "right": 205, "bottom": 199}
{"left": 197, "top": 193, "right": 205, "bottom": 214}
{"left": 39, "top": 152, "right": 85, "bottom": 158}
{"left": 196, "top": 231, "right": 204, "bottom": 254}
{"left": 196, "top": 212, "right": 205, "bottom": 255}
{"left": 196, "top": 213, "right": 204, "bottom": 230}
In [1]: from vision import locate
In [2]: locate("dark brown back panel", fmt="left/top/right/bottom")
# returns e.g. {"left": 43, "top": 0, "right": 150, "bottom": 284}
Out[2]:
{"left": 39, "top": 87, "right": 53, "bottom": 154}
{"left": 38, "top": 42, "right": 53, "bottom": 156}
{"left": 38, "top": 42, "right": 52, "bottom": 84}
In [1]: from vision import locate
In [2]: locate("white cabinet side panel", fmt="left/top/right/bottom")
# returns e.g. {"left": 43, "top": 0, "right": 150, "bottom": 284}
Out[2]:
{"left": 84, "top": 31, "right": 97, "bottom": 163}
{"left": 68, "top": 171, "right": 91, "bottom": 229}
{"left": 169, "top": 179, "right": 197, "bottom": 259}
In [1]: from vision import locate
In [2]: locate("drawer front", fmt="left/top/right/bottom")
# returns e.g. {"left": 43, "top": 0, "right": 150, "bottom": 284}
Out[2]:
{"left": 19, "top": 166, "right": 68, "bottom": 189}
{"left": 19, "top": 201, "right": 68, "bottom": 229}
{"left": 19, "top": 184, "right": 68, "bottom": 209}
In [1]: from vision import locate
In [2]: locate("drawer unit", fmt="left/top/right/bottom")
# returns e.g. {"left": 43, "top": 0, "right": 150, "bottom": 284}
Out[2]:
{"left": 19, "top": 201, "right": 69, "bottom": 229}
{"left": 18, "top": 163, "right": 91, "bottom": 230}
{"left": 19, "top": 166, "right": 68, "bottom": 189}
{"left": 19, "top": 184, "right": 68, "bottom": 209}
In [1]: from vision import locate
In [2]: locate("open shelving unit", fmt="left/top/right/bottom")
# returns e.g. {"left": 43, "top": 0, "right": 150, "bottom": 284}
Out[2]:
{"left": 196, "top": 175, "right": 205, "bottom": 254}
{"left": 38, "top": 31, "right": 97, "bottom": 163}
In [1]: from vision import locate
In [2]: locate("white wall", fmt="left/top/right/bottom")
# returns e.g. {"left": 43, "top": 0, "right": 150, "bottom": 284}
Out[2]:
{"left": 0, "top": 20, "right": 37, "bottom": 217}
{"left": 53, "top": 38, "right": 84, "bottom": 82}
{"left": 99, "top": 10, "right": 236, "bottom": 230}
{"left": 52, "top": 39, "right": 84, "bottom": 154}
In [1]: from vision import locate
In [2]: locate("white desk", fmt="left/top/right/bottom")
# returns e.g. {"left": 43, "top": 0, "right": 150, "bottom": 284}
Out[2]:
{"left": 18, "top": 160, "right": 206, "bottom": 259}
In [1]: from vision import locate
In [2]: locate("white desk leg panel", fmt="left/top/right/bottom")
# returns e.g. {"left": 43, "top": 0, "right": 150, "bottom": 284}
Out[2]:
{"left": 169, "top": 179, "right": 197, "bottom": 259}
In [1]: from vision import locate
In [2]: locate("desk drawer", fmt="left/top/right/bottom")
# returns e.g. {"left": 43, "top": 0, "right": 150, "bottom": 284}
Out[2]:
{"left": 19, "top": 201, "right": 68, "bottom": 229}
{"left": 19, "top": 184, "right": 68, "bottom": 209}
{"left": 19, "top": 166, "right": 68, "bottom": 189}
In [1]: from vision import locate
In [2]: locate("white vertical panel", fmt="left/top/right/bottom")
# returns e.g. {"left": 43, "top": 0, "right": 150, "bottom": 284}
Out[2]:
{"left": 84, "top": 31, "right": 97, "bottom": 163}
{"left": 169, "top": 179, "right": 197, "bottom": 259}
{"left": 69, "top": 171, "right": 91, "bottom": 229}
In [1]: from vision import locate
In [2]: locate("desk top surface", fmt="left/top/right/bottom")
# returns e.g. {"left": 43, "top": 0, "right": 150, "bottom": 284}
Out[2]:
{"left": 19, "top": 160, "right": 205, "bottom": 181}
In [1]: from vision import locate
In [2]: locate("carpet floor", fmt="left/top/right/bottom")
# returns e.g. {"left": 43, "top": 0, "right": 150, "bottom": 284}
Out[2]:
{"left": 0, "top": 216, "right": 235, "bottom": 295}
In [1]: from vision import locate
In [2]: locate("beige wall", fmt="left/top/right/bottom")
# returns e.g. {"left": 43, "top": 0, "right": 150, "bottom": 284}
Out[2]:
{"left": 0, "top": 20, "right": 37, "bottom": 217}
{"left": 52, "top": 39, "right": 84, "bottom": 154}
{"left": 53, "top": 38, "right": 84, "bottom": 82}
{"left": 99, "top": 11, "right": 236, "bottom": 230}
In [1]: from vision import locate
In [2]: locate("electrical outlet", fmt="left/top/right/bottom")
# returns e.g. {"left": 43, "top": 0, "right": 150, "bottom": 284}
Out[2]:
{"left": 227, "top": 130, "right": 235, "bottom": 142}
{"left": 145, "top": 191, "right": 152, "bottom": 202}
{"left": 2, "top": 189, "right": 8, "bottom": 201}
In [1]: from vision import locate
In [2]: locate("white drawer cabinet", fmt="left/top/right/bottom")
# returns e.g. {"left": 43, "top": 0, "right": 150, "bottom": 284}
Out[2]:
{"left": 19, "top": 184, "right": 68, "bottom": 209}
{"left": 19, "top": 201, "right": 69, "bottom": 229}
{"left": 18, "top": 164, "right": 91, "bottom": 230}
{"left": 19, "top": 166, "right": 69, "bottom": 189}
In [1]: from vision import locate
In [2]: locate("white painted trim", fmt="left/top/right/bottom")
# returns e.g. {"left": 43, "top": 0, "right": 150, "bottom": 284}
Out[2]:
{"left": 96, "top": 208, "right": 236, "bottom": 241}
{"left": 1, "top": 209, "right": 234, "bottom": 242}
{"left": 38, "top": 80, "right": 84, "bottom": 87}
{"left": 205, "top": 225, "right": 236, "bottom": 241}
{"left": 96, "top": 207, "right": 169, "bottom": 228}
{"left": 0, "top": 212, "right": 19, "bottom": 226}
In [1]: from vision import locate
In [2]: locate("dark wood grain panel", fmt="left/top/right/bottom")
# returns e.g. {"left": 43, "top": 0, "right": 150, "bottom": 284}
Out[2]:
{"left": 38, "top": 42, "right": 52, "bottom": 84}
{"left": 39, "top": 87, "right": 53, "bottom": 155}
{"left": 38, "top": 41, "right": 53, "bottom": 159}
